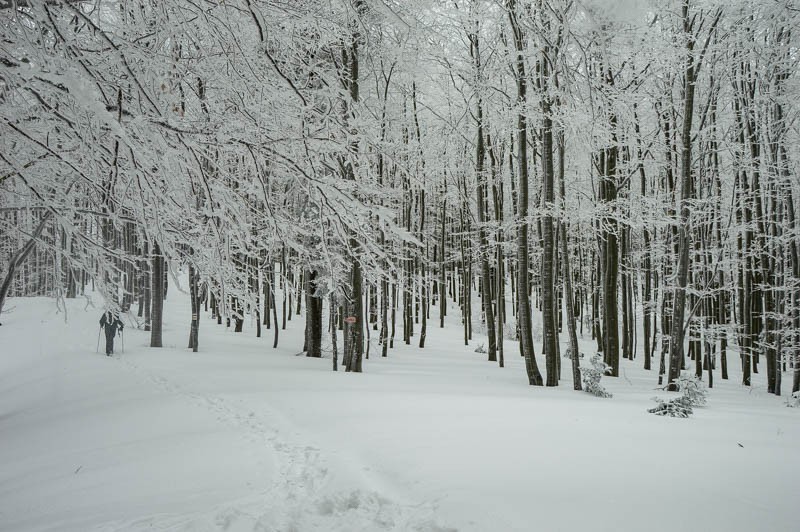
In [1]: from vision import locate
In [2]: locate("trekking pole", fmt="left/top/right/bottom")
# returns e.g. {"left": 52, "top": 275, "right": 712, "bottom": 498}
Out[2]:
{"left": 121, "top": 329, "right": 125, "bottom": 354}
{"left": 96, "top": 329, "right": 101, "bottom": 353}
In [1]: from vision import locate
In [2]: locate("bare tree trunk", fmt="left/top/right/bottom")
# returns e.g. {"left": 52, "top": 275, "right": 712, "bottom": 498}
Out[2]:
{"left": 599, "top": 141, "right": 620, "bottom": 378}
{"left": 188, "top": 264, "right": 199, "bottom": 352}
{"left": 271, "top": 280, "right": 279, "bottom": 348}
{"left": 668, "top": 1, "right": 721, "bottom": 391}
{"left": 668, "top": 3, "right": 697, "bottom": 390}
{"left": 381, "top": 279, "right": 389, "bottom": 357}
{"left": 341, "top": 1, "right": 367, "bottom": 372}
{"left": 558, "top": 133, "right": 582, "bottom": 391}
{"left": 468, "top": 23, "right": 497, "bottom": 362}
{"left": 331, "top": 293, "right": 338, "bottom": 371}
{"left": 150, "top": 241, "right": 164, "bottom": 348}
{"left": 540, "top": 67, "right": 559, "bottom": 386}
{"left": 440, "top": 197, "right": 447, "bottom": 329}
{"left": 635, "top": 106, "right": 653, "bottom": 370}
{"left": 508, "top": 0, "right": 543, "bottom": 385}
{"left": 143, "top": 240, "right": 152, "bottom": 331}
{"left": 305, "top": 270, "right": 322, "bottom": 357}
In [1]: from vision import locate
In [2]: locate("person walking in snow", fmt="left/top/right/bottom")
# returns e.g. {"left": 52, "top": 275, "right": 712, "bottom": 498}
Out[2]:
{"left": 100, "top": 310, "right": 124, "bottom": 356}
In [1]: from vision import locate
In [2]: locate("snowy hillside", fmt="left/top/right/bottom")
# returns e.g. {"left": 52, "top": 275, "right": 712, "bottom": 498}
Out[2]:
{"left": 1, "top": 288, "right": 797, "bottom": 532}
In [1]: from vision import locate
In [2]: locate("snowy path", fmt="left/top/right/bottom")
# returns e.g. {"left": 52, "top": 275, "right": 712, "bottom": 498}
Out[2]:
{"left": 103, "top": 353, "right": 454, "bottom": 532}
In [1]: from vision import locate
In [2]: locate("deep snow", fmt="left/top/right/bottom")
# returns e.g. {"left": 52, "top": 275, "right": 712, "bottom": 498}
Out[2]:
{"left": 0, "top": 284, "right": 797, "bottom": 532}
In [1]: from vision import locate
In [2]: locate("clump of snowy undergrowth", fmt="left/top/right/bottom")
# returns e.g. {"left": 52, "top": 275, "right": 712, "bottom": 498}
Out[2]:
{"left": 562, "top": 347, "right": 584, "bottom": 360}
{"left": 786, "top": 391, "right": 800, "bottom": 408}
{"left": 581, "top": 355, "right": 612, "bottom": 398}
{"left": 474, "top": 343, "right": 487, "bottom": 354}
{"left": 649, "top": 375, "right": 708, "bottom": 418}
{"left": 504, "top": 322, "right": 518, "bottom": 341}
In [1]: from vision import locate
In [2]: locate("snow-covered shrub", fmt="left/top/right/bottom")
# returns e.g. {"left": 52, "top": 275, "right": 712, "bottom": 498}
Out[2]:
{"left": 474, "top": 343, "right": 487, "bottom": 354}
{"left": 504, "top": 322, "right": 518, "bottom": 341}
{"left": 649, "top": 375, "right": 707, "bottom": 418}
{"left": 581, "top": 355, "right": 612, "bottom": 398}
{"left": 563, "top": 347, "right": 584, "bottom": 360}
{"left": 649, "top": 396, "right": 693, "bottom": 418}
{"left": 786, "top": 391, "right": 800, "bottom": 408}
{"left": 676, "top": 375, "right": 707, "bottom": 406}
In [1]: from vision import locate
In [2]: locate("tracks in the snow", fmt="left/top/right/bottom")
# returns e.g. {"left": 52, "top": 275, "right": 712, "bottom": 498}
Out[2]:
{"left": 101, "top": 355, "right": 456, "bottom": 532}
{"left": 116, "top": 355, "right": 328, "bottom": 492}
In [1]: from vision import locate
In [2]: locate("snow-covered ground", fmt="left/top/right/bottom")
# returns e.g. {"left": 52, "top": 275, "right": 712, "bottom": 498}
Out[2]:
{"left": 0, "top": 284, "right": 797, "bottom": 532}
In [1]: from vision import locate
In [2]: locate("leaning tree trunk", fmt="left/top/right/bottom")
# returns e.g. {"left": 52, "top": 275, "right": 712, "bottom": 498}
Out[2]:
{"left": 0, "top": 211, "right": 53, "bottom": 321}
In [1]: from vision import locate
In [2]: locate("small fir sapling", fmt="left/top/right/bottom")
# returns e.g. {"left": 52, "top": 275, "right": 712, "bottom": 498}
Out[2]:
{"left": 649, "top": 375, "right": 708, "bottom": 418}
{"left": 582, "top": 354, "right": 612, "bottom": 398}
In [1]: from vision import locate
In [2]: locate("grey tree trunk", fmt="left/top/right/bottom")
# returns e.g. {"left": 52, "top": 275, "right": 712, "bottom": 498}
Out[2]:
{"left": 668, "top": 2, "right": 721, "bottom": 391}
{"left": 331, "top": 293, "right": 339, "bottom": 371}
{"left": 150, "top": 241, "right": 164, "bottom": 348}
{"left": 558, "top": 131, "right": 581, "bottom": 391}
{"left": 508, "top": 0, "right": 543, "bottom": 385}
{"left": 540, "top": 69, "right": 559, "bottom": 386}
{"left": 668, "top": 3, "right": 697, "bottom": 391}
{"left": 343, "top": 4, "right": 365, "bottom": 371}
{"left": 188, "top": 264, "right": 199, "bottom": 352}
{"left": 474, "top": 95, "right": 497, "bottom": 361}
{"left": 305, "top": 270, "right": 322, "bottom": 358}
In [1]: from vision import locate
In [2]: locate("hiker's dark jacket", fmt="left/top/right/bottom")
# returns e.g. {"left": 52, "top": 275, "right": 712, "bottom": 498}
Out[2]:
{"left": 100, "top": 312, "right": 123, "bottom": 355}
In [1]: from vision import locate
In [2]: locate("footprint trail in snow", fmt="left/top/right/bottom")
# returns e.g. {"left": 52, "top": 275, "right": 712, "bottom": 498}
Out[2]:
{"left": 93, "top": 356, "right": 456, "bottom": 532}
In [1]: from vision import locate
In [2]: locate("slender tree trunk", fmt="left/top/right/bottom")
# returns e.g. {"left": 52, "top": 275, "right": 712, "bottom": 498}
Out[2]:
{"left": 305, "top": 270, "right": 322, "bottom": 358}
{"left": 188, "top": 264, "right": 199, "bottom": 352}
{"left": 150, "top": 241, "right": 164, "bottom": 348}
{"left": 668, "top": 5, "right": 698, "bottom": 390}
{"left": 440, "top": 197, "right": 447, "bottom": 328}
{"left": 331, "top": 293, "right": 339, "bottom": 371}
{"left": 541, "top": 75, "right": 559, "bottom": 386}
{"left": 508, "top": 0, "right": 543, "bottom": 385}
{"left": 381, "top": 279, "right": 389, "bottom": 357}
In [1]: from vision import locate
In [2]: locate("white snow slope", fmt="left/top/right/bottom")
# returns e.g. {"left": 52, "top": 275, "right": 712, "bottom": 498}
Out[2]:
{"left": 0, "top": 285, "right": 797, "bottom": 532}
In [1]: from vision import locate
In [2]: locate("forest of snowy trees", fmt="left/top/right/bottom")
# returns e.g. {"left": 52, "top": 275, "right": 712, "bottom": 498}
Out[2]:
{"left": 2, "top": 0, "right": 799, "bottom": 396}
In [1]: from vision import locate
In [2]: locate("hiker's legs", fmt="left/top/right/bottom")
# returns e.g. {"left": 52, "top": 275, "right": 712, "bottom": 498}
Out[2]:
{"left": 105, "top": 329, "right": 115, "bottom": 355}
